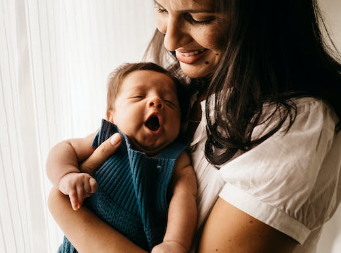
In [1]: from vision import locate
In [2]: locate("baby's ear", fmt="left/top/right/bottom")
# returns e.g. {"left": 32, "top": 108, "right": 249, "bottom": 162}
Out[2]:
{"left": 106, "top": 110, "right": 114, "bottom": 123}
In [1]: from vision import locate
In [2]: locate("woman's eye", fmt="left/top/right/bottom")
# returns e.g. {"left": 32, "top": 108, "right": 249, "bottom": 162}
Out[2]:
{"left": 184, "top": 14, "right": 216, "bottom": 25}
{"left": 154, "top": 4, "right": 167, "bottom": 14}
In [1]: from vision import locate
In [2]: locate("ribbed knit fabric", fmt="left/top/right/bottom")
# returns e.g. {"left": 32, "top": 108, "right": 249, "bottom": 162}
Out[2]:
{"left": 58, "top": 119, "right": 190, "bottom": 252}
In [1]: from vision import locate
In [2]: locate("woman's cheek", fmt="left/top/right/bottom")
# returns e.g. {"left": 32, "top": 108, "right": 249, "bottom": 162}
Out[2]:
{"left": 205, "top": 31, "right": 227, "bottom": 50}
{"left": 155, "top": 16, "right": 167, "bottom": 34}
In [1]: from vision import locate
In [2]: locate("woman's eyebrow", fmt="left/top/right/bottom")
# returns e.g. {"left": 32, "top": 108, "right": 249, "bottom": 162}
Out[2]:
{"left": 153, "top": 0, "right": 216, "bottom": 14}
{"left": 153, "top": 0, "right": 164, "bottom": 9}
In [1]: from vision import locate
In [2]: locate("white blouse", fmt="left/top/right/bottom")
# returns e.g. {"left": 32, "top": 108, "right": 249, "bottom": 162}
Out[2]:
{"left": 189, "top": 97, "right": 341, "bottom": 253}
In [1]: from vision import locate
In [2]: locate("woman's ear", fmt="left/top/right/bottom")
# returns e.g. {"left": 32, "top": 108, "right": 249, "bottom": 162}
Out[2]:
{"left": 106, "top": 110, "right": 115, "bottom": 123}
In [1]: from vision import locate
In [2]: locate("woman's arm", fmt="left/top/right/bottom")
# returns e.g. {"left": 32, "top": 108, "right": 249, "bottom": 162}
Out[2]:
{"left": 197, "top": 198, "right": 298, "bottom": 253}
{"left": 48, "top": 132, "right": 297, "bottom": 252}
{"left": 48, "top": 188, "right": 147, "bottom": 253}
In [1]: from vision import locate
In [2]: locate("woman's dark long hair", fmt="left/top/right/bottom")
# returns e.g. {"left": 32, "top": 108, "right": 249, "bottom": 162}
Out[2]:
{"left": 144, "top": 0, "right": 341, "bottom": 166}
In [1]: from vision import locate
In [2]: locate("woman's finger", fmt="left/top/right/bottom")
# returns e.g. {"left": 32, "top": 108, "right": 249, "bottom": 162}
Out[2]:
{"left": 80, "top": 133, "right": 122, "bottom": 175}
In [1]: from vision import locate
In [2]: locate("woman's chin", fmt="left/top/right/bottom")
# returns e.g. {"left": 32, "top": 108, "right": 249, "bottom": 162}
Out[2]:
{"left": 179, "top": 61, "right": 217, "bottom": 79}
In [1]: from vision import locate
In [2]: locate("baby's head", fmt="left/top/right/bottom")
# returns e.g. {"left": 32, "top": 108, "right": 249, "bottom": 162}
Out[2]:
{"left": 106, "top": 62, "right": 189, "bottom": 155}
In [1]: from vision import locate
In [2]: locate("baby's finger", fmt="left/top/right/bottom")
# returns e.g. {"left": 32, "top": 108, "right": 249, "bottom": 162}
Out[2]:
{"left": 69, "top": 189, "right": 80, "bottom": 210}
{"left": 89, "top": 177, "right": 97, "bottom": 193}
{"left": 76, "top": 184, "right": 87, "bottom": 208}
{"left": 82, "top": 176, "right": 97, "bottom": 194}
{"left": 80, "top": 133, "right": 122, "bottom": 175}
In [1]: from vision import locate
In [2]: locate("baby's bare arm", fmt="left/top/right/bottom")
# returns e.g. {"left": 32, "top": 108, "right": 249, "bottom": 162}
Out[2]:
{"left": 153, "top": 151, "right": 197, "bottom": 253}
{"left": 46, "top": 133, "right": 99, "bottom": 210}
{"left": 46, "top": 132, "right": 123, "bottom": 210}
{"left": 46, "top": 133, "right": 96, "bottom": 187}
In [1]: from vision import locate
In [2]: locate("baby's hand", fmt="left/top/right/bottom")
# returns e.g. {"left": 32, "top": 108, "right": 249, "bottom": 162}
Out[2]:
{"left": 151, "top": 241, "right": 187, "bottom": 253}
{"left": 59, "top": 172, "right": 97, "bottom": 210}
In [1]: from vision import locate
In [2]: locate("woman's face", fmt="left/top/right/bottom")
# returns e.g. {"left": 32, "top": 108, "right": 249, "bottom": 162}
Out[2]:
{"left": 154, "top": 0, "right": 228, "bottom": 79}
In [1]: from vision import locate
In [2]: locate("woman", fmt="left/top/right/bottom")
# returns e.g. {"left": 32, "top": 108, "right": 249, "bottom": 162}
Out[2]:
{"left": 48, "top": 0, "right": 341, "bottom": 252}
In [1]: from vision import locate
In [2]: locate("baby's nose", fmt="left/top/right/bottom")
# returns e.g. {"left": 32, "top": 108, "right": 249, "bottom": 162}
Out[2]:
{"left": 148, "top": 97, "right": 163, "bottom": 108}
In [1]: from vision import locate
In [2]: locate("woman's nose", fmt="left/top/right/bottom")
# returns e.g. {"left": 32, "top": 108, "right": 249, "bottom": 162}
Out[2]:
{"left": 162, "top": 17, "right": 192, "bottom": 51}
{"left": 148, "top": 97, "right": 163, "bottom": 109}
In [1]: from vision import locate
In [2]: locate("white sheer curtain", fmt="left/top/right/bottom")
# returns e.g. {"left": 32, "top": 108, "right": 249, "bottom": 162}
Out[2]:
{"left": 0, "top": 0, "right": 154, "bottom": 252}
{"left": 0, "top": 0, "right": 340, "bottom": 252}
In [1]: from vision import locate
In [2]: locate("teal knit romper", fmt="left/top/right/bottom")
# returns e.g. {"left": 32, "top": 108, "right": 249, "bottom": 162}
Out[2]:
{"left": 58, "top": 119, "right": 190, "bottom": 252}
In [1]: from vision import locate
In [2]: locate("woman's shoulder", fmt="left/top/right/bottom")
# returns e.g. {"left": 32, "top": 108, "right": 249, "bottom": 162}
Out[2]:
{"left": 257, "top": 97, "right": 339, "bottom": 139}
{"left": 218, "top": 96, "right": 341, "bottom": 243}
{"left": 225, "top": 97, "right": 340, "bottom": 173}
{"left": 293, "top": 96, "right": 338, "bottom": 118}
{"left": 285, "top": 97, "right": 339, "bottom": 138}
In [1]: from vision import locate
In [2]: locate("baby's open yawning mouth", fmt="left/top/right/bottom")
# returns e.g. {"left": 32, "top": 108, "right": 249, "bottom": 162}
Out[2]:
{"left": 145, "top": 115, "right": 160, "bottom": 131}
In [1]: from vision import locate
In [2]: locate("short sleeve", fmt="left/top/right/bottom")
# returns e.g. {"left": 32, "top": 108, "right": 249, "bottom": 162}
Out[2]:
{"left": 218, "top": 98, "right": 341, "bottom": 244}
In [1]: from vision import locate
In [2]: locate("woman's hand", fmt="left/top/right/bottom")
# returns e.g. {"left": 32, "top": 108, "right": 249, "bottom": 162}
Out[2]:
{"left": 80, "top": 133, "right": 122, "bottom": 175}
{"left": 152, "top": 241, "right": 187, "bottom": 253}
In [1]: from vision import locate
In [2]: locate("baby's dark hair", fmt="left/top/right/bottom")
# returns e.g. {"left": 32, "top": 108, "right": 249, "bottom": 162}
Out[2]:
{"left": 107, "top": 62, "right": 190, "bottom": 124}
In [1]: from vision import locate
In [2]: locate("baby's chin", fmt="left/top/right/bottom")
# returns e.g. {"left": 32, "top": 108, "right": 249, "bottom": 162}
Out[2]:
{"left": 130, "top": 138, "right": 173, "bottom": 157}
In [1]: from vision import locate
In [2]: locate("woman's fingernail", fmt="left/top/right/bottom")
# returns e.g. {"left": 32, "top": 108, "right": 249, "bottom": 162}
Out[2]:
{"left": 110, "top": 133, "right": 121, "bottom": 145}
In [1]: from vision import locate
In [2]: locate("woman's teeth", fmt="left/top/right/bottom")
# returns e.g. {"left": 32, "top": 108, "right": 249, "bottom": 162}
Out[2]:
{"left": 179, "top": 49, "right": 206, "bottom": 57}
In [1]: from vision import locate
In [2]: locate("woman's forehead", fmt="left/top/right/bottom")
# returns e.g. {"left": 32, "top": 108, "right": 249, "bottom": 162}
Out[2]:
{"left": 155, "top": 0, "right": 221, "bottom": 11}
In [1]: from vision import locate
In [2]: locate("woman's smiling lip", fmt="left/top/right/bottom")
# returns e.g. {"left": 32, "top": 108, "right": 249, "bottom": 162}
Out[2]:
{"left": 175, "top": 49, "right": 208, "bottom": 64}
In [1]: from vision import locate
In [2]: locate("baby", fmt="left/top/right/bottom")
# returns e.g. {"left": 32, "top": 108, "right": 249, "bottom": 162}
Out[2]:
{"left": 46, "top": 62, "right": 197, "bottom": 253}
